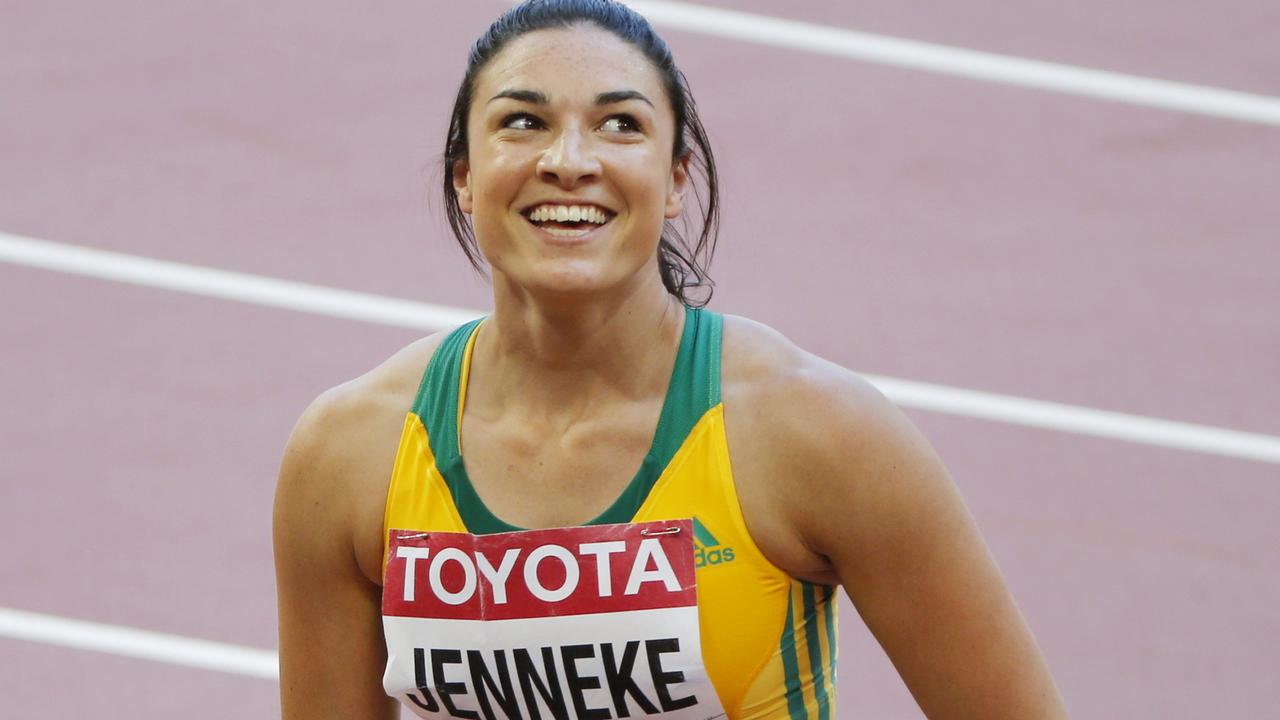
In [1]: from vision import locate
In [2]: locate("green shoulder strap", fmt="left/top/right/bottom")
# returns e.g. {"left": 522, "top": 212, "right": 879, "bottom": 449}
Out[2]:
{"left": 412, "top": 317, "right": 483, "bottom": 466}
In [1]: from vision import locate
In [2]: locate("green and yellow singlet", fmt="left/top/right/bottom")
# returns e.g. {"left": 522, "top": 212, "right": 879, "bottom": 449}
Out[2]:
{"left": 381, "top": 307, "right": 838, "bottom": 719}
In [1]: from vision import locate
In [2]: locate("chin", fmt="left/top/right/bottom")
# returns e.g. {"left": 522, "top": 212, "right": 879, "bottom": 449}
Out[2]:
{"left": 499, "top": 259, "right": 646, "bottom": 303}
{"left": 530, "top": 270, "right": 616, "bottom": 298}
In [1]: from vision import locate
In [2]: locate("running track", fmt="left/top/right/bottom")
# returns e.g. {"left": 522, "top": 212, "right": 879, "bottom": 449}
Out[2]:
{"left": 2, "top": 1, "right": 1277, "bottom": 717}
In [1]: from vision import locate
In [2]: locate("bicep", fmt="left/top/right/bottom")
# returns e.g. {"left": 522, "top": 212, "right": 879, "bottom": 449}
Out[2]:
{"left": 273, "top": 410, "right": 399, "bottom": 720}
{"left": 800, "top": 391, "right": 1067, "bottom": 718}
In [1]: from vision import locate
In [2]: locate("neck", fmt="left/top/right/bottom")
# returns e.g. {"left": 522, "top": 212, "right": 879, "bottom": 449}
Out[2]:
{"left": 472, "top": 276, "right": 686, "bottom": 416}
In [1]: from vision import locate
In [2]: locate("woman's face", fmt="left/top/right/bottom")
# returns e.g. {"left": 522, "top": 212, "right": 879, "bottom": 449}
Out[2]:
{"left": 455, "top": 25, "right": 688, "bottom": 301}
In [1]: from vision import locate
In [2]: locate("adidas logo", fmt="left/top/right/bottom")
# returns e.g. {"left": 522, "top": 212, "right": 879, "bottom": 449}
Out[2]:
{"left": 692, "top": 517, "right": 736, "bottom": 568}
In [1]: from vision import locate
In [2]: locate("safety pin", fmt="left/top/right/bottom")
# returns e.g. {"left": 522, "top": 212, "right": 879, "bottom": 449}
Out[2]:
{"left": 640, "top": 526, "right": 681, "bottom": 537}
{"left": 399, "top": 532, "right": 430, "bottom": 540}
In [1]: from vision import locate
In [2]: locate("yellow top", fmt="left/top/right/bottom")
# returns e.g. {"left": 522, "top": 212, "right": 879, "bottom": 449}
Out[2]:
{"left": 382, "top": 307, "right": 838, "bottom": 719}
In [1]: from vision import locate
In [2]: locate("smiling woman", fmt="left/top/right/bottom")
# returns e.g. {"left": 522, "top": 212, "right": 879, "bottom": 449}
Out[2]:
{"left": 440, "top": 0, "right": 718, "bottom": 307}
{"left": 273, "top": 1, "right": 1069, "bottom": 719}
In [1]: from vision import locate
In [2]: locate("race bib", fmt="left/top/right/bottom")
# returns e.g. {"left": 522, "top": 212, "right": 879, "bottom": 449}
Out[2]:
{"left": 382, "top": 519, "right": 726, "bottom": 720}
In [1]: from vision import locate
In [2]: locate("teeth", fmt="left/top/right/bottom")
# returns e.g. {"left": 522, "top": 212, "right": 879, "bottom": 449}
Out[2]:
{"left": 527, "top": 204, "right": 610, "bottom": 225}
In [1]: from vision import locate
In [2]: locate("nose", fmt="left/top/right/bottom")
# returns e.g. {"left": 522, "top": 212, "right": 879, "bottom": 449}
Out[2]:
{"left": 537, "top": 126, "right": 601, "bottom": 188}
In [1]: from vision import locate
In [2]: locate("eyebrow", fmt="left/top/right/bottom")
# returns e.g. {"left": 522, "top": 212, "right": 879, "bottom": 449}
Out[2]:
{"left": 487, "top": 89, "right": 655, "bottom": 108}
{"left": 595, "top": 90, "right": 654, "bottom": 108}
{"left": 488, "top": 89, "right": 549, "bottom": 105}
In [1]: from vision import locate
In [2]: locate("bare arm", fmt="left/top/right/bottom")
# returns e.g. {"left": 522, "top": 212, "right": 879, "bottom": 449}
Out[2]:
{"left": 724, "top": 316, "right": 1068, "bottom": 719}
{"left": 792, "top": 370, "right": 1069, "bottom": 718}
{"left": 273, "top": 390, "right": 400, "bottom": 720}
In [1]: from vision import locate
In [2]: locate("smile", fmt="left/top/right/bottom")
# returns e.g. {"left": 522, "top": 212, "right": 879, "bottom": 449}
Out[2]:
{"left": 522, "top": 203, "right": 615, "bottom": 239}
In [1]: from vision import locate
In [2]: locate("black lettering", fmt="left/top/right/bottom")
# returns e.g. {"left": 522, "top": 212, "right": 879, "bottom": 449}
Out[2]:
{"left": 467, "top": 649, "right": 522, "bottom": 720}
{"left": 433, "top": 648, "right": 480, "bottom": 720}
{"left": 515, "top": 647, "right": 569, "bottom": 720}
{"left": 645, "top": 639, "right": 697, "bottom": 711}
{"left": 561, "top": 644, "right": 611, "bottom": 720}
{"left": 409, "top": 648, "right": 440, "bottom": 712}
{"left": 601, "top": 641, "right": 658, "bottom": 717}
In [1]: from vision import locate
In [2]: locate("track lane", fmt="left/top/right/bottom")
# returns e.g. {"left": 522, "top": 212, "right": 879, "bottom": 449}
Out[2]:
{"left": 0, "top": 264, "right": 417, "bottom": 649}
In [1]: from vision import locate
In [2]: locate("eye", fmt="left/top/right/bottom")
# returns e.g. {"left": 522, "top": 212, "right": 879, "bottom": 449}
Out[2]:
{"left": 600, "top": 115, "right": 641, "bottom": 134}
{"left": 501, "top": 113, "right": 544, "bottom": 131}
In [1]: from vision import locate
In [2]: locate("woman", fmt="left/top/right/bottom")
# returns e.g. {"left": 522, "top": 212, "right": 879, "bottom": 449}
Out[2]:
{"left": 274, "top": 1, "right": 1069, "bottom": 718}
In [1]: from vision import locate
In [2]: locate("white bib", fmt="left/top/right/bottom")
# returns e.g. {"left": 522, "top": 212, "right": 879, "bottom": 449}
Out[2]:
{"left": 382, "top": 519, "right": 726, "bottom": 720}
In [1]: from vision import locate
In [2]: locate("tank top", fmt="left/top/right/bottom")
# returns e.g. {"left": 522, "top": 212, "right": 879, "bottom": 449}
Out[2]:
{"left": 381, "top": 306, "right": 839, "bottom": 719}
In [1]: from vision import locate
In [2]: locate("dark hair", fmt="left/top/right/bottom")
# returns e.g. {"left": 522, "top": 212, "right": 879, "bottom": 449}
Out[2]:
{"left": 442, "top": 0, "right": 720, "bottom": 307}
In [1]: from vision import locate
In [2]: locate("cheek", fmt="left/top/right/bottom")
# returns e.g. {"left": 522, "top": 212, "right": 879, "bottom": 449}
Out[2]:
{"left": 471, "top": 152, "right": 529, "bottom": 206}
{"left": 467, "top": 153, "right": 539, "bottom": 260}
{"left": 612, "top": 151, "right": 675, "bottom": 209}
{"left": 633, "top": 175, "right": 679, "bottom": 235}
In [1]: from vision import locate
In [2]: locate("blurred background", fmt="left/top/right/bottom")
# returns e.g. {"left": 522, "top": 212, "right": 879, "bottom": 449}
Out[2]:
{"left": 2, "top": 1, "right": 1277, "bottom": 717}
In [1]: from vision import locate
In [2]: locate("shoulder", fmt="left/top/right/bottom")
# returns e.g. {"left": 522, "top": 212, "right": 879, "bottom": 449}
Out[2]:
{"left": 274, "top": 330, "right": 452, "bottom": 582}
{"left": 282, "top": 332, "right": 446, "bottom": 472}
{"left": 719, "top": 314, "right": 948, "bottom": 577}
{"left": 720, "top": 313, "right": 903, "bottom": 450}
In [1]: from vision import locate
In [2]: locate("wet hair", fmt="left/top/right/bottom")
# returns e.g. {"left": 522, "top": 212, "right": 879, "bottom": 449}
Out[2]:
{"left": 442, "top": 0, "right": 720, "bottom": 307}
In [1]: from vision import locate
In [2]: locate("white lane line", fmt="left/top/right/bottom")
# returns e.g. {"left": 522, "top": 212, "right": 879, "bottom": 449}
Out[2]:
{"left": 0, "top": 231, "right": 481, "bottom": 330}
{"left": 867, "top": 375, "right": 1280, "bottom": 465}
{"left": 619, "top": 0, "right": 1280, "bottom": 126}
{"left": 0, "top": 607, "right": 278, "bottom": 680}
{"left": 3, "top": 230, "right": 1279, "bottom": 465}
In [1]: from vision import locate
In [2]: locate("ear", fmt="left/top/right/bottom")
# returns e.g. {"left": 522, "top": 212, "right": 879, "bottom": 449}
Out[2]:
{"left": 664, "top": 152, "right": 691, "bottom": 219}
{"left": 452, "top": 158, "right": 473, "bottom": 214}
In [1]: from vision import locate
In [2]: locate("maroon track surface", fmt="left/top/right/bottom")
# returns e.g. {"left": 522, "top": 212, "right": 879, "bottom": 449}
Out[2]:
{"left": 2, "top": 2, "right": 1277, "bottom": 718}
